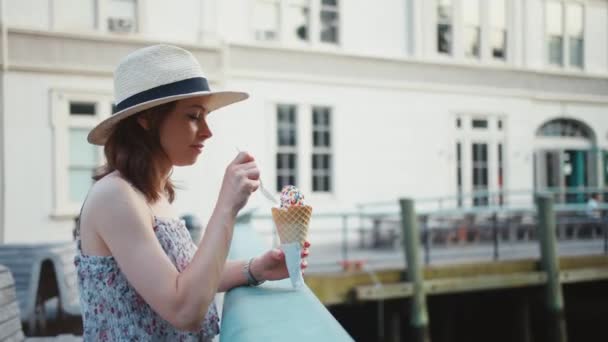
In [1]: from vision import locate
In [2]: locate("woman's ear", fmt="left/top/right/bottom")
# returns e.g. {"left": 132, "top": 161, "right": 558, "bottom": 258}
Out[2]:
{"left": 137, "top": 115, "right": 150, "bottom": 130}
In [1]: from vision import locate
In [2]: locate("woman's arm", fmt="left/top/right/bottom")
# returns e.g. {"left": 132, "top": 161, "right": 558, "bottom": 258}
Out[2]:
{"left": 217, "top": 243, "right": 311, "bottom": 292}
{"left": 88, "top": 152, "right": 258, "bottom": 332}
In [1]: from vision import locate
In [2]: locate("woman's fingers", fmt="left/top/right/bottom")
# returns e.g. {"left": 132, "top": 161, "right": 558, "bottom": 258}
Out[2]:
{"left": 300, "top": 259, "right": 308, "bottom": 269}
{"left": 300, "top": 248, "right": 309, "bottom": 258}
{"left": 304, "top": 241, "right": 311, "bottom": 248}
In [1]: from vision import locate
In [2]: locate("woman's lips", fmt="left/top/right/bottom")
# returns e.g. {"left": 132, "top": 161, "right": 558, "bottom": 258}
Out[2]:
{"left": 190, "top": 144, "right": 203, "bottom": 153}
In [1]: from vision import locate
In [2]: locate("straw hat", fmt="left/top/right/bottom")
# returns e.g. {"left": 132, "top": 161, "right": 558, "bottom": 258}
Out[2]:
{"left": 87, "top": 44, "right": 249, "bottom": 145}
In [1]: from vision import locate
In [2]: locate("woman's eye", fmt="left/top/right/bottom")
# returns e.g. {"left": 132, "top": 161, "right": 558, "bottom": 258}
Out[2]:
{"left": 188, "top": 114, "right": 201, "bottom": 121}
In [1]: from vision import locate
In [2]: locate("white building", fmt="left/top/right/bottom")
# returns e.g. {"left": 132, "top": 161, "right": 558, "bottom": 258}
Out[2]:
{"left": 0, "top": 0, "right": 607, "bottom": 243}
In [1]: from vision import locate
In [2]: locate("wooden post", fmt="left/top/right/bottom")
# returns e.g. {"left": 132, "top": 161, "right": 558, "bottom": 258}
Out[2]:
{"left": 399, "top": 198, "right": 430, "bottom": 342}
{"left": 536, "top": 194, "right": 568, "bottom": 342}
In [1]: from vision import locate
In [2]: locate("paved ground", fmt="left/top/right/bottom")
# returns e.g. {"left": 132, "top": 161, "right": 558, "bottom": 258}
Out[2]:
{"left": 305, "top": 238, "right": 607, "bottom": 273}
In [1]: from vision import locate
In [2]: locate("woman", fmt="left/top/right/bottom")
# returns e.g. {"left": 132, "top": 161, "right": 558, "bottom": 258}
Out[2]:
{"left": 75, "top": 44, "right": 310, "bottom": 341}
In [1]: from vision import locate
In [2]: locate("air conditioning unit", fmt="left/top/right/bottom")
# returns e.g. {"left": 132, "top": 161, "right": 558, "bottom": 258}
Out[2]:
{"left": 108, "top": 17, "right": 134, "bottom": 33}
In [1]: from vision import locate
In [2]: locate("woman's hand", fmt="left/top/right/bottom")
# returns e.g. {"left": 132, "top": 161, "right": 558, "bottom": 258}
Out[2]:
{"left": 217, "top": 152, "right": 260, "bottom": 215}
{"left": 250, "top": 241, "right": 311, "bottom": 282}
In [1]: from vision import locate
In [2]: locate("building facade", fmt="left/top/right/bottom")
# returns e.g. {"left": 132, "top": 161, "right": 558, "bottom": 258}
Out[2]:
{"left": 0, "top": 0, "right": 607, "bottom": 242}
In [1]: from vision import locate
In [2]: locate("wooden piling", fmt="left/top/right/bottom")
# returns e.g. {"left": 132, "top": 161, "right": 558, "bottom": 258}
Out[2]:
{"left": 536, "top": 194, "right": 568, "bottom": 342}
{"left": 399, "top": 198, "right": 430, "bottom": 342}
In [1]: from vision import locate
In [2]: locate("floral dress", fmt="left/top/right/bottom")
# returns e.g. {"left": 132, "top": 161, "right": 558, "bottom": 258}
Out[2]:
{"left": 74, "top": 216, "right": 220, "bottom": 341}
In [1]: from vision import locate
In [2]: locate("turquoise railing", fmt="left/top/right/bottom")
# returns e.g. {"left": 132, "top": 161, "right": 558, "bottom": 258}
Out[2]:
{"left": 220, "top": 213, "right": 353, "bottom": 341}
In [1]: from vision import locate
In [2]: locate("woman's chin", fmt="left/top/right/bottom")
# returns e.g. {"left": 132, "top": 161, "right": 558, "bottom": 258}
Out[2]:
{"left": 174, "top": 157, "right": 199, "bottom": 167}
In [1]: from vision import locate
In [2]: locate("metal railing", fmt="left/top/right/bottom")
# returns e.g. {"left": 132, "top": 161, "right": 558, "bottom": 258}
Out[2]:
{"left": 249, "top": 188, "right": 608, "bottom": 272}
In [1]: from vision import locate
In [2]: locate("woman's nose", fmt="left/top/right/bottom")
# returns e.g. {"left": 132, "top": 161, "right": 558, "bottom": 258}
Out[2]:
{"left": 198, "top": 122, "right": 212, "bottom": 139}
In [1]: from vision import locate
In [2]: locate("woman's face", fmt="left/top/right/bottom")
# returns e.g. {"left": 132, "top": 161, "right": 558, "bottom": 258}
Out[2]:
{"left": 157, "top": 97, "right": 213, "bottom": 167}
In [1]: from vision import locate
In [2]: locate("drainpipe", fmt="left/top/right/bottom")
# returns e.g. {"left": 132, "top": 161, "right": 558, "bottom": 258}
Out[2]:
{"left": 0, "top": 0, "right": 7, "bottom": 244}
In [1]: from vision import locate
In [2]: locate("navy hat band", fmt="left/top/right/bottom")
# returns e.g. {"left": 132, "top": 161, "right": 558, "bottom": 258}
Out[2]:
{"left": 114, "top": 77, "right": 210, "bottom": 113}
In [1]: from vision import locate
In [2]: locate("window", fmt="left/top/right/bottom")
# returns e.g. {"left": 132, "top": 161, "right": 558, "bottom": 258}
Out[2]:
{"left": 54, "top": 0, "right": 97, "bottom": 31}
{"left": 106, "top": 0, "right": 138, "bottom": 33}
{"left": 490, "top": 0, "right": 507, "bottom": 60}
{"left": 455, "top": 116, "right": 505, "bottom": 207}
{"left": 567, "top": 3, "right": 584, "bottom": 68}
{"left": 286, "top": 0, "right": 310, "bottom": 43}
{"left": 546, "top": 2, "right": 564, "bottom": 66}
{"left": 546, "top": 1, "right": 584, "bottom": 68}
{"left": 53, "top": 0, "right": 138, "bottom": 34}
{"left": 254, "top": 0, "right": 280, "bottom": 41}
{"left": 472, "top": 119, "right": 488, "bottom": 129}
{"left": 320, "top": 0, "right": 339, "bottom": 43}
{"left": 537, "top": 118, "right": 591, "bottom": 139}
{"left": 252, "top": 0, "right": 338, "bottom": 45}
{"left": 52, "top": 91, "right": 111, "bottom": 217}
{"left": 472, "top": 143, "right": 489, "bottom": 206}
{"left": 463, "top": 0, "right": 480, "bottom": 58}
{"left": 312, "top": 107, "right": 332, "bottom": 192}
{"left": 276, "top": 105, "right": 298, "bottom": 191}
{"left": 437, "top": 0, "right": 453, "bottom": 54}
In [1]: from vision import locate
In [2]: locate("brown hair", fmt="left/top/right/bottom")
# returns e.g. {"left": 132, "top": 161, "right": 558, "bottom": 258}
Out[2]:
{"left": 93, "top": 101, "right": 178, "bottom": 204}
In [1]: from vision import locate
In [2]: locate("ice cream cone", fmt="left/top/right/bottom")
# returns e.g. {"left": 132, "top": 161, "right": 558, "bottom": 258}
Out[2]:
{"left": 271, "top": 205, "right": 312, "bottom": 245}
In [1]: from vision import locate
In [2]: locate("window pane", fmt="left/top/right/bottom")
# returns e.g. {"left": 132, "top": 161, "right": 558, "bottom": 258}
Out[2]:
{"left": 437, "top": 24, "right": 452, "bottom": 54}
{"left": 492, "top": 29, "right": 506, "bottom": 59}
{"left": 320, "top": 10, "right": 339, "bottom": 43}
{"left": 464, "top": 27, "right": 480, "bottom": 58}
{"left": 567, "top": 4, "right": 583, "bottom": 37}
{"left": 288, "top": 154, "right": 296, "bottom": 169}
{"left": 286, "top": 3, "right": 309, "bottom": 42}
{"left": 70, "top": 102, "right": 96, "bottom": 116}
{"left": 323, "top": 132, "right": 331, "bottom": 147}
{"left": 569, "top": 37, "right": 583, "bottom": 67}
{"left": 69, "top": 168, "right": 93, "bottom": 203}
{"left": 55, "top": 0, "right": 96, "bottom": 30}
{"left": 437, "top": 0, "right": 452, "bottom": 22}
{"left": 254, "top": 1, "right": 280, "bottom": 41}
{"left": 490, "top": 0, "right": 506, "bottom": 29}
{"left": 322, "top": 0, "right": 336, "bottom": 5}
{"left": 472, "top": 119, "right": 488, "bottom": 129}
{"left": 107, "top": 0, "right": 137, "bottom": 33}
{"left": 108, "top": 0, "right": 137, "bottom": 18}
{"left": 69, "top": 129, "right": 98, "bottom": 166}
{"left": 463, "top": 0, "right": 480, "bottom": 26}
{"left": 546, "top": 2, "right": 563, "bottom": 36}
{"left": 548, "top": 36, "right": 564, "bottom": 65}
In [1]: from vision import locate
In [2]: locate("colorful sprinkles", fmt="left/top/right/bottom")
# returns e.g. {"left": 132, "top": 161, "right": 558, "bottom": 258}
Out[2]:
{"left": 279, "top": 185, "right": 305, "bottom": 208}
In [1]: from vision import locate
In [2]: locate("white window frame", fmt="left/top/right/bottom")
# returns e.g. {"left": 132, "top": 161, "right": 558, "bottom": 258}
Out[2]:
{"left": 252, "top": 0, "right": 282, "bottom": 42}
{"left": 544, "top": 0, "right": 585, "bottom": 70}
{"left": 51, "top": 90, "right": 111, "bottom": 219}
{"left": 454, "top": 114, "right": 506, "bottom": 208}
{"left": 276, "top": 104, "right": 299, "bottom": 192}
{"left": 269, "top": 101, "right": 336, "bottom": 196}
{"left": 250, "top": 0, "right": 341, "bottom": 48}
{"left": 51, "top": 0, "right": 144, "bottom": 35}
{"left": 311, "top": 106, "right": 333, "bottom": 193}
{"left": 434, "top": 0, "right": 511, "bottom": 63}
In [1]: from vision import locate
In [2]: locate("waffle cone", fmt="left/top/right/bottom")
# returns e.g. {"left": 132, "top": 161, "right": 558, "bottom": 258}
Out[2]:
{"left": 271, "top": 205, "right": 312, "bottom": 245}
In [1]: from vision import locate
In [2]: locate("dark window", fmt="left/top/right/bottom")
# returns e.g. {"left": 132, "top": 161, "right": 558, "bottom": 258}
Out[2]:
{"left": 70, "top": 102, "right": 96, "bottom": 116}
{"left": 472, "top": 119, "right": 488, "bottom": 129}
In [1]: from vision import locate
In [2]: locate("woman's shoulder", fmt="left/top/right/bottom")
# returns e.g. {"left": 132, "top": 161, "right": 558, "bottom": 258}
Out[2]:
{"left": 83, "top": 171, "right": 148, "bottom": 221}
